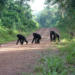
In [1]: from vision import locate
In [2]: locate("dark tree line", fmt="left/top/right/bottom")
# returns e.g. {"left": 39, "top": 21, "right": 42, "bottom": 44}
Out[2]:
{"left": 34, "top": 7, "right": 61, "bottom": 27}
{"left": 45, "top": 0, "right": 75, "bottom": 30}
{"left": 0, "top": 0, "right": 38, "bottom": 31}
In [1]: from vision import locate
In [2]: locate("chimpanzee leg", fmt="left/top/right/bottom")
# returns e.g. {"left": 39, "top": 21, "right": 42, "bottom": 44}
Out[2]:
{"left": 58, "top": 36, "right": 60, "bottom": 42}
{"left": 54, "top": 37, "right": 56, "bottom": 42}
{"left": 37, "top": 38, "right": 40, "bottom": 44}
{"left": 24, "top": 38, "right": 28, "bottom": 44}
{"left": 50, "top": 33, "right": 52, "bottom": 42}
{"left": 53, "top": 33, "right": 56, "bottom": 42}
{"left": 21, "top": 39, "right": 24, "bottom": 45}
{"left": 19, "top": 39, "right": 23, "bottom": 45}
{"left": 35, "top": 39, "right": 37, "bottom": 43}
{"left": 52, "top": 37, "right": 55, "bottom": 41}
{"left": 53, "top": 36, "right": 56, "bottom": 42}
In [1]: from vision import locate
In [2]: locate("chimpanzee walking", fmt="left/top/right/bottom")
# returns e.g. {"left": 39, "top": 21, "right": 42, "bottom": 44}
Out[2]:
{"left": 32, "top": 33, "right": 41, "bottom": 44}
{"left": 16, "top": 34, "right": 28, "bottom": 45}
{"left": 50, "top": 31, "right": 60, "bottom": 42}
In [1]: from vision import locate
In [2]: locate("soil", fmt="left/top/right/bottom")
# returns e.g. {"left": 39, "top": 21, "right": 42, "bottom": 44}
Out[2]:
{"left": 0, "top": 27, "right": 59, "bottom": 75}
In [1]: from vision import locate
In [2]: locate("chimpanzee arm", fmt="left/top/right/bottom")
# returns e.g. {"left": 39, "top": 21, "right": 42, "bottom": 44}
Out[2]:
{"left": 32, "top": 38, "right": 35, "bottom": 44}
{"left": 53, "top": 33, "right": 56, "bottom": 42}
{"left": 16, "top": 39, "right": 19, "bottom": 45}
{"left": 58, "top": 36, "right": 60, "bottom": 42}
{"left": 24, "top": 38, "right": 28, "bottom": 44}
{"left": 50, "top": 34, "right": 53, "bottom": 42}
{"left": 50, "top": 31, "right": 54, "bottom": 42}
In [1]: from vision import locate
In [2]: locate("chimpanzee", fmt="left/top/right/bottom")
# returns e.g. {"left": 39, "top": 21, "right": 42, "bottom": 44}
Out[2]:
{"left": 16, "top": 34, "right": 28, "bottom": 45}
{"left": 70, "top": 32, "right": 74, "bottom": 39}
{"left": 50, "top": 31, "right": 60, "bottom": 42}
{"left": 32, "top": 33, "right": 41, "bottom": 44}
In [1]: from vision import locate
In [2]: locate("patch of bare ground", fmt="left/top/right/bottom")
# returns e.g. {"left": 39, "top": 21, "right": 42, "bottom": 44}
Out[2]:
{"left": 0, "top": 27, "right": 59, "bottom": 75}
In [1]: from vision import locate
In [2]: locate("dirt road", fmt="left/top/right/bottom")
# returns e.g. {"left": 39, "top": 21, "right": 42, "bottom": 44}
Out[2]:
{"left": 0, "top": 27, "right": 59, "bottom": 75}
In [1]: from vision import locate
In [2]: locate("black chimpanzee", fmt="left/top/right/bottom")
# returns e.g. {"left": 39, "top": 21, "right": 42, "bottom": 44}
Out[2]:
{"left": 70, "top": 32, "right": 74, "bottom": 39}
{"left": 32, "top": 33, "right": 41, "bottom": 44}
{"left": 16, "top": 34, "right": 28, "bottom": 45}
{"left": 50, "top": 31, "right": 60, "bottom": 42}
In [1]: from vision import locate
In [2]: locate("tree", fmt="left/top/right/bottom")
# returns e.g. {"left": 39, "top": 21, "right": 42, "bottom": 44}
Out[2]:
{"left": 34, "top": 7, "right": 61, "bottom": 27}
{"left": 45, "top": 0, "right": 75, "bottom": 29}
{"left": 0, "top": 0, "right": 38, "bottom": 31}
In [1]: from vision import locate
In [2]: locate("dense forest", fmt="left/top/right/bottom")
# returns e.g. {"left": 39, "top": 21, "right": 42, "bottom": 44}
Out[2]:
{"left": 34, "top": 7, "right": 61, "bottom": 27}
{"left": 34, "top": 0, "right": 75, "bottom": 30}
{"left": 0, "top": 0, "right": 39, "bottom": 43}
{"left": 0, "top": 0, "right": 39, "bottom": 30}
{"left": 0, "top": 0, "right": 75, "bottom": 43}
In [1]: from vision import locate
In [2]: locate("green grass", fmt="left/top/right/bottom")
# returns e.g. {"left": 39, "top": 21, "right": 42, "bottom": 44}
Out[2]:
{"left": 56, "top": 27, "right": 75, "bottom": 74}
{"left": 0, "top": 28, "right": 17, "bottom": 43}
{"left": 34, "top": 55, "right": 67, "bottom": 75}
{"left": 15, "top": 72, "right": 31, "bottom": 75}
{"left": 34, "top": 27, "right": 75, "bottom": 75}
{"left": 0, "top": 27, "right": 38, "bottom": 44}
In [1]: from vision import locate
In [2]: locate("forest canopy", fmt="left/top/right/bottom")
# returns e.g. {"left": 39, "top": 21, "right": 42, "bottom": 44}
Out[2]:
{"left": 0, "top": 0, "right": 39, "bottom": 43}
{"left": 0, "top": 0, "right": 39, "bottom": 31}
{"left": 33, "top": 0, "right": 75, "bottom": 30}
{"left": 45, "top": 0, "right": 75, "bottom": 29}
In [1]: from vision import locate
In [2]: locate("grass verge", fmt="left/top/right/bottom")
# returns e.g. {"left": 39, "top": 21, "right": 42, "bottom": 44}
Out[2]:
{"left": 33, "top": 27, "right": 75, "bottom": 75}
{"left": 0, "top": 27, "right": 38, "bottom": 44}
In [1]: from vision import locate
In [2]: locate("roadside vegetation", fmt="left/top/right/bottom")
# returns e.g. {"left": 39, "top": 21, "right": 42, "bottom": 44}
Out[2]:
{"left": 31, "top": 29, "right": 75, "bottom": 75}
{"left": 0, "top": 0, "right": 39, "bottom": 44}
{"left": 0, "top": 0, "right": 75, "bottom": 75}
{"left": 32, "top": 0, "right": 75, "bottom": 75}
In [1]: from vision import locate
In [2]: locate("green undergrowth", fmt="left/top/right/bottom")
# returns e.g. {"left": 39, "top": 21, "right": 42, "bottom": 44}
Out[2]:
{"left": 55, "top": 27, "right": 75, "bottom": 75}
{"left": 15, "top": 27, "right": 75, "bottom": 75}
{"left": 0, "top": 26, "right": 38, "bottom": 44}
{"left": 34, "top": 55, "right": 67, "bottom": 75}
{"left": 33, "top": 27, "right": 75, "bottom": 75}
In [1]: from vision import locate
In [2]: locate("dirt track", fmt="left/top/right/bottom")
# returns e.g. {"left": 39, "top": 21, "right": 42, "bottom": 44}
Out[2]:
{"left": 0, "top": 27, "right": 59, "bottom": 75}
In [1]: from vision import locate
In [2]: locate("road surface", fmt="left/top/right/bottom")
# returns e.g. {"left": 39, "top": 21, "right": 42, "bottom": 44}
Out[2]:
{"left": 0, "top": 27, "right": 59, "bottom": 75}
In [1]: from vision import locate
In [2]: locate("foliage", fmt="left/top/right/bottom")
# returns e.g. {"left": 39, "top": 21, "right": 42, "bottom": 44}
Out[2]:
{"left": 0, "top": 0, "right": 39, "bottom": 43}
{"left": 35, "top": 55, "right": 66, "bottom": 75}
{"left": 0, "top": 0, "right": 39, "bottom": 30}
{"left": 34, "top": 7, "right": 61, "bottom": 27}
{"left": 55, "top": 27, "right": 75, "bottom": 75}
{"left": 1, "top": 0, "right": 38, "bottom": 29}
{"left": 0, "top": 0, "right": 8, "bottom": 11}
{"left": 45, "top": 0, "right": 75, "bottom": 30}
{"left": 60, "top": 41, "right": 75, "bottom": 65}
{"left": 33, "top": 27, "right": 75, "bottom": 75}
{"left": 0, "top": 25, "right": 17, "bottom": 43}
